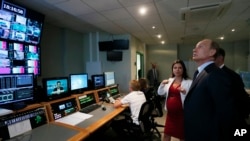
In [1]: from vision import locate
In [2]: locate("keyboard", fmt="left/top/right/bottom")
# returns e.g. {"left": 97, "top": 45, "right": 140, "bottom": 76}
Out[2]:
{"left": 79, "top": 104, "right": 101, "bottom": 113}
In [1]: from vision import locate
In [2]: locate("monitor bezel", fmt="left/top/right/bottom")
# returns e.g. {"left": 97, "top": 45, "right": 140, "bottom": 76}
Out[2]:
{"left": 69, "top": 73, "right": 89, "bottom": 94}
{"left": 91, "top": 74, "right": 105, "bottom": 89}
{"left": 42, "top": 76, "right": 70, "bottom": 101}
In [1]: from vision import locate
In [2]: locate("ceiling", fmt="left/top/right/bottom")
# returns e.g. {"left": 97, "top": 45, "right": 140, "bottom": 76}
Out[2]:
{"left": 12, "top": 0, "right": 250, "bottom": 45}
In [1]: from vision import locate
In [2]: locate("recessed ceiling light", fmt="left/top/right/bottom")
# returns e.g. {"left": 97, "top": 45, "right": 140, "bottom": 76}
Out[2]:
{"left": 219, "top": 36, "right": 224, "bottom": 40}
{"left": 139, "top": 7, "right": 147, "bottom": 15}
{"left": 161, "top": 41, "right": 165, "bottom": 44}
{"left": 231, "top": 29, "right": 235, "bottom": 32}
{"left": 157, "top": 34, "right": 162, "bottom": 38}
{"left": 152, "top": 26, "right": 156, "bottom": 29}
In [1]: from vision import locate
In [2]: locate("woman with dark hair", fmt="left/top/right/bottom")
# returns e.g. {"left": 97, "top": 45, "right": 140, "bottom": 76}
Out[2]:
{"left": 157, "top": 59, "right": 192, "bottom": 141}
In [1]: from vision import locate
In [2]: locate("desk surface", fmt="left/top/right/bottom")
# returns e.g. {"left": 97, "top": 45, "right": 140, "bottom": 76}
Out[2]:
{"left": 76, "top": 103, "right": 126, "bottom": 133}
{"left": 7, "top": 123, "right": 89, "bottom": 141}
{"left": 6, "top": 103, "right": 126, "bottom": 141}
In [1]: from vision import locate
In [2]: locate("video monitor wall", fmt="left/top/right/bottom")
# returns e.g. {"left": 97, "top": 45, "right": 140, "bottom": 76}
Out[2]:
{"left": 0, "top": 0, "right": 44, "bottom": 76}
{"left": 0, "top": 73, "right": 34, "bottom": 106}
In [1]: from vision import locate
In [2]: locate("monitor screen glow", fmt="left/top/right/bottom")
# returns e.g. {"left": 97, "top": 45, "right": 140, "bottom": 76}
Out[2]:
{"left": 0, "top": 73, "right": 34, "bottom": 106}
{"left": 42, "top": 77, "right": 69, "bottom": 101}
{"left": 104, "top": 71, "right": 115, "bottom": 86}
{"left": 70, "top": 73, "right": 88, "bottom": 94}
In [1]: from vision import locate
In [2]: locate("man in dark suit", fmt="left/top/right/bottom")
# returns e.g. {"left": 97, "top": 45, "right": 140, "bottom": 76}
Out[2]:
{"left": 214, "top": 47, "right": 250, "bottom": 137}
{"left": 147, "top": 63, "right": 159, "bottom": 89}
{"left": 184, "top": 39, "right": 248, "bottom": 141}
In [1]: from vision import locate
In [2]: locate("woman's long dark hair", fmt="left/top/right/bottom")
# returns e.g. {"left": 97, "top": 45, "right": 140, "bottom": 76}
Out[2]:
{"left": 171, "top": 59, "right": 189, "bottom": 79}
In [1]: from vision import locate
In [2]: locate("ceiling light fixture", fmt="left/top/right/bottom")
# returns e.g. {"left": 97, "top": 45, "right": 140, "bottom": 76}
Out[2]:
{"left": 219, "top": 36, "right": 224, "bottom": 40}
{"left": 152, "top": 26, "right": 156, "bottom": 29}
{"left": 139, "top": 7, "right": 147, "bottom": 15}
{"left": 157, "top": 34, "right": 162, "bottom": 38}
{"left": 161, "top": 41, "right": 165, "bottom": 44}
{"left": 231, "top": 28, "right": 235, "bottom": 32}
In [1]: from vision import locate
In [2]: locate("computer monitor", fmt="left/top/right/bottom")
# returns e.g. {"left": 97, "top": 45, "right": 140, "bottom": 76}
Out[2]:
{"left": 104, "top": 71, "right": 115, "bottom": 86}
{"left": 69, "top": 73, "right": 88, "bottom": 94}
{"left": 78, "top": 93, "right": 97, "bottom": 109}
{"left": 113, "top": 39, "right": 129, "bottom": 50}
{"left": 91, "top": 74, "right": 105, "bottom": 89}
{"left": 42, "top": 77, "right": 70, "bottom": 101}
{"left": 0, "top": 73, "right": 34, "bottom": 110}
{"left": 107, "top": 51, "right": 122, "bottom": 61}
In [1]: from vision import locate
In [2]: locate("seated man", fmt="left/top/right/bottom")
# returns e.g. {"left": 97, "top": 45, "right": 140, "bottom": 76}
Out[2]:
{"left": 111, "top": 79, "right": 146, "bottom": 135}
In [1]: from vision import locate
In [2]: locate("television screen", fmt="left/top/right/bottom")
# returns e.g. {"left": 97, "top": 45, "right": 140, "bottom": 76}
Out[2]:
{"left": 0, "top": 0, "right": 44, "bottom": 77}
{"left": 104, "top": 71, "right": 115, "bottom": 86}
{"left": 69, "top": 73, "right": 88, "bottom": 94}
{"left": 0, "top": 73, "right": 34, "bottom": 109}
{"left": 107, "top": 51, "right": 122, "bottom": 61}
{"left": 113, "top": 39, "right": 129, "bottom": 50}
{"left": 91, "top": 74, "right": 105, "bottom": 89}
{"left": 42, "top": 77, "right": 70, "bottom": 101}
{"left": 98, "top": 41, "right": 113, "bottom": 51}
{"left": 0, "top": 0, "right": 44, "bottom": 44}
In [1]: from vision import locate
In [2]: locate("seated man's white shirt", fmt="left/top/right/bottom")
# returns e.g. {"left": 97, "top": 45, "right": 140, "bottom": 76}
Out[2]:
{"left": 121, "top": 91, "right": 146, "bottom": 125}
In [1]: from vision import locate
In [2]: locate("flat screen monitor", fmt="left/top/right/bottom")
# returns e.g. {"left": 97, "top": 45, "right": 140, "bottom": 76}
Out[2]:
{"left": 113, "top": 39, "right": 129, "bottom": 50}
{"left": 104, "top": 71, "right": 115, "bottom": 86}
{"left": 78, "top": 93, "right": 97, "bottom": 109}
{"left": 98, "top": 41, "right": 113, "bottom": 51}
{"left": 107, "top": 51, "right": 122, "bottom": 61}
{"left": 0, "top": 0, "right": 44, "bottom": 45}
{"left": 69, "top": 73, "right": 88, "bottom": 94}
{"left": 0, "top": 73, "right": 34, "bottom": 110}
{"left": 91, "top": 74, "right": 105, "bottom": 89}
{"left": 0, "top": 0, "right": 44, "bottom": 77}
{"left": 42, "top": 77, "right": 69, "bottom": 101}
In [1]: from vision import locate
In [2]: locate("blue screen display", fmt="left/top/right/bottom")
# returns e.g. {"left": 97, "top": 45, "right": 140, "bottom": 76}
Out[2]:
{"left": 70, "top": 73, "right": 88, "bottom": 91}
{"left": 45, "top": 79, "right": 68, "bottom": 96}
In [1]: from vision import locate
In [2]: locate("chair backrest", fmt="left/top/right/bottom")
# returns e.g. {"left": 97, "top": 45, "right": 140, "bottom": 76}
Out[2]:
{"left": 144, "top": 87, "right": 163, "bottom": 117}
{"left": 138, "top": 100, "right": 154, "bottom": 133}
{"left": 151, "top": 95, "right": 163, "bottom": 117}
{"left": 143, "top": 87, "right": 155, "bottom": 101}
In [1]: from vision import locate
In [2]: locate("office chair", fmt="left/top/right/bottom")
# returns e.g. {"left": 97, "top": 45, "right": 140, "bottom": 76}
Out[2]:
{"left": 122, "top": 100, "right": 154, "bottom": 139}
{"left": 144, "top": 87, "right": 165, "bottom": 138}
{"left": 124, "top": 100, "right": 163, "bottom": 140}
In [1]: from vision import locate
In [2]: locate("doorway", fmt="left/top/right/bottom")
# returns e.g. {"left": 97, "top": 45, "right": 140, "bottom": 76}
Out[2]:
{"left": 136, "top": 52, "right": 144, "bottom": 80}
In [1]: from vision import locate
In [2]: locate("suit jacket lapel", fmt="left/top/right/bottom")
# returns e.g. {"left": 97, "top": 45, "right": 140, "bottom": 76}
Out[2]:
{"left": 189, "top": 70, "right": 206, "bottom": 90}
{"left": 187, "top": 63, "right": 216, "bottom": 96}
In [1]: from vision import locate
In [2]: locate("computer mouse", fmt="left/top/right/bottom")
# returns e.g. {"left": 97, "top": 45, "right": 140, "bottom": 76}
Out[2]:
{"left": 101, "top": 105, "right": 106, "bottom": 111}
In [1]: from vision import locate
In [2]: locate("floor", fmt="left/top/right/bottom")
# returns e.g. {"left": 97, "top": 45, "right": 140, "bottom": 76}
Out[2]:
{"left": 84, "top": 98, "right": 179, "bottom": 141}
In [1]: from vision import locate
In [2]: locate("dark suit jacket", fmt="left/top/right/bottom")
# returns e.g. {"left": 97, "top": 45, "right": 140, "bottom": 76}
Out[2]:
{"left": 147, "top": 69, "right": 159, "bottom": 87}
{"left": 184, "top": 63, "right": 241, "bottom": 141}
{"left": 221, "top": 65, "right": 250, "bottom": 120}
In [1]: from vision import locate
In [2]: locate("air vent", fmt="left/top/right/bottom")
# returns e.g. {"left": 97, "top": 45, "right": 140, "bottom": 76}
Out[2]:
{"left": 180, "top": 0, "right": 232, "bottom": 22}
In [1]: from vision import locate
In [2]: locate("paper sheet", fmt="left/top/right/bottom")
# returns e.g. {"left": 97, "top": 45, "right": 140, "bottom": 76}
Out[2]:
{"left": 55, "top": 112, "right": 93, "bottom": 126}
{"left": 8, "top": 119, "right": 32, "bottom": 138}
